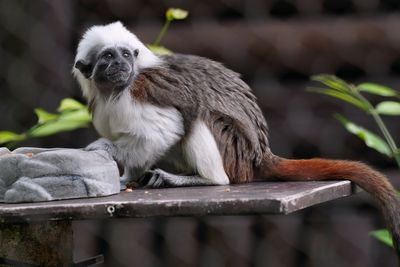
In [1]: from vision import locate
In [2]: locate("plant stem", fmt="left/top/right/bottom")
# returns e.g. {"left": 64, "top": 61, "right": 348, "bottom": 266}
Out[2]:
{"left": 153, "top": 19, "right": 171, "bottom": 46}
{"left": 372, "top": 110, "right": 400, "bottom": 167}
{"left": 353, "top": 86, "right": 400, "bottom": 167}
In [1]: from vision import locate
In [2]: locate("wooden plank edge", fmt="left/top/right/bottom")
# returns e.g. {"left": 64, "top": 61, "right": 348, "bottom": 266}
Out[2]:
{"left": 280, "top": 181, "right": 357, "bottom": 214}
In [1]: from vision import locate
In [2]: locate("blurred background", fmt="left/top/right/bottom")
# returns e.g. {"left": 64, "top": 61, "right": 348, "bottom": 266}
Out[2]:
{"left": 1, "top": 0, "right": 400, "bottom": 266}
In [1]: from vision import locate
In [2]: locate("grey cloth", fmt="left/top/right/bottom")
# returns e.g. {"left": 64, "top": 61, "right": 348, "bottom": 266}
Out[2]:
{"left": 0, "top": 147, "right": 120, "bottom": 203}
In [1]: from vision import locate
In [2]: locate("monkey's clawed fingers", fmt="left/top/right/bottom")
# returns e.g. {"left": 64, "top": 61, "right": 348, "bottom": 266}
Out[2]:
{"left": 141, "top": 169, "right": 173, "bottom": 188}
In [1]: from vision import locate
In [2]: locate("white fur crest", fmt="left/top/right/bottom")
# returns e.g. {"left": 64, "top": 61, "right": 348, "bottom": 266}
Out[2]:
{"left": 72, "top": 21, "right": 162, "bottom": 101}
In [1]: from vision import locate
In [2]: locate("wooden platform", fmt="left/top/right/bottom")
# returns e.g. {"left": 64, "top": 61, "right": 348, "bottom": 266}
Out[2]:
{"left": 0, "top": 181, "right": 357, "bottom": 266}
{"left": 0, "top": 180, "right": 356, "bottom": 223}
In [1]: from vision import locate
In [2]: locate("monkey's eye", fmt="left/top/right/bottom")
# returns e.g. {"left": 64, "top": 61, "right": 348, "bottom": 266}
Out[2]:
{"left": 103, "top": 52, "right": 113, "bottom": 59}
{"left": 122, "top": 51, "right": 131, "bottom": 58}
{"left": 134, "top": 49, "right": 139, "bottom": 57}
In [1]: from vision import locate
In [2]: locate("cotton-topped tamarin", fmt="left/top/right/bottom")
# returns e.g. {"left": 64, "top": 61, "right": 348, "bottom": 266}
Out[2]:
{"left": 73, "top": 22, "right": 400, "bottom": 259}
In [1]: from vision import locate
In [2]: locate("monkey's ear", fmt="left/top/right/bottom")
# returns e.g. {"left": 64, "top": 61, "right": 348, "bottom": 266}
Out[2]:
{"left": 75, "top": 60, "right": 93, "bottom": 79}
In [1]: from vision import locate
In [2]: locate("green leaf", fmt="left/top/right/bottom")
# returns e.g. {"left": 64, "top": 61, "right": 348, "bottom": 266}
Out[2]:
{"left": 146, "top": 44, "right": 172, "bottom": 55}
{"left": 308, "top": 88, "right": 369, "bottom": 111}
{"left": 34, "top": 108, "right": 58, "bottom": 124}
{"left": 358, "top": 83, "right": 399, "bottom": 97}
{"left": 166, "top": 8, "right": 188, "bottom": 21}
{"left": 29, "top": 120, "right": 90, "bottom": 137}
{"left": 58, "top": 98, "right": 87, "bottom": 112}
{"left": 0, "top": 98, "right": 92, "bottom": 146}
{"left": 370, "top": 229, "right": 393, "bottom": 248}
{"left": 57, "top": 109, "right": 92, "bottom": 123}
{"left": 29, "top": 109, "right": 91, "bottom": 138}
{"left": 311, "top": 74, "right": 352, "bottom": 92}
{"left": 375, "top": 101, "right": 400, "bottom": 116}
{"left": 0, "top": 131, "right": 25, "bottom": 144}
{"left": 335, "top": 114, "right": 392, "bottom": 157}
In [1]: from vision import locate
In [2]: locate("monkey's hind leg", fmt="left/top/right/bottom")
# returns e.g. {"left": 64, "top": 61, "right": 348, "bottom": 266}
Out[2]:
{"left": 143, "top": 121, "right": 231, "bottom": 188}
{"left": 142, "top": 169, "right": 218, "bottom": 188}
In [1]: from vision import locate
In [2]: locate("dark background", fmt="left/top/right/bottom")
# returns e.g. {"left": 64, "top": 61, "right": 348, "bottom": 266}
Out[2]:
{"left": 1, "top": 0, "right": 400, "bottom": 266}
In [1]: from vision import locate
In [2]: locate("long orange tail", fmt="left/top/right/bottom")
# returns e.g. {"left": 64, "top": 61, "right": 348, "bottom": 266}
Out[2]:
{"left": 261, "top": 156, "right": 400, "bottom": 261}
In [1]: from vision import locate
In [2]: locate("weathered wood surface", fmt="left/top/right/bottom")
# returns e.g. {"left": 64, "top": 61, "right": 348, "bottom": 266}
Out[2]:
{"left": 0, "top": 221, "right": 72, "bottom": 266}
{"left": 0, "top": 181, "right": 356, "bottom": 223}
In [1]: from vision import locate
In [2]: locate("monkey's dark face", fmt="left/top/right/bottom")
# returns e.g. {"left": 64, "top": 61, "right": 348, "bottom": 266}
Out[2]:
{"left": 75, "top": 46, "right": 138, "bottom": 92}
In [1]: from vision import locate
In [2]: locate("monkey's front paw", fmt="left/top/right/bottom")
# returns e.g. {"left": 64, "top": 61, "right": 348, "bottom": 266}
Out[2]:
{"left": 85, "top": 138, "right": 114, "bottom": 152}
{"left": 142, "top": 169, "right": 173, "bottom": 188}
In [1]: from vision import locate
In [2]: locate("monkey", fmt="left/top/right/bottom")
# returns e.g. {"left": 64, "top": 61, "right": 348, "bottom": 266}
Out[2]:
{"left": 73, "top": 22, "right": 400, "bottom": 260}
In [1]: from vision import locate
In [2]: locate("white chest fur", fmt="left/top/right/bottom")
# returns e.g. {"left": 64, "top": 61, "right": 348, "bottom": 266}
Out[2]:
{"left": 92, "top": 90, "right": 184, "bottom": 167}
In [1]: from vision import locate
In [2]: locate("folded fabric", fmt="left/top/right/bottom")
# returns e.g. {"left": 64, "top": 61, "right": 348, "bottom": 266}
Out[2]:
{"left": 0, "top": 147, "right": 120, "bottom": 203}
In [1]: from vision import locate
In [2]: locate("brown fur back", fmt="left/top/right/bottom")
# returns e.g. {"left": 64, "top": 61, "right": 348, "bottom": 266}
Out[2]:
{"left": 128, "top": 54, "right": 271, "bottom": 183}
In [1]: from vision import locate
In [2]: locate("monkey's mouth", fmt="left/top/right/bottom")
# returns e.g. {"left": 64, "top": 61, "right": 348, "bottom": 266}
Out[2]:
{"left": 105, "top": 69, "right": 131, "bottom": 84}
